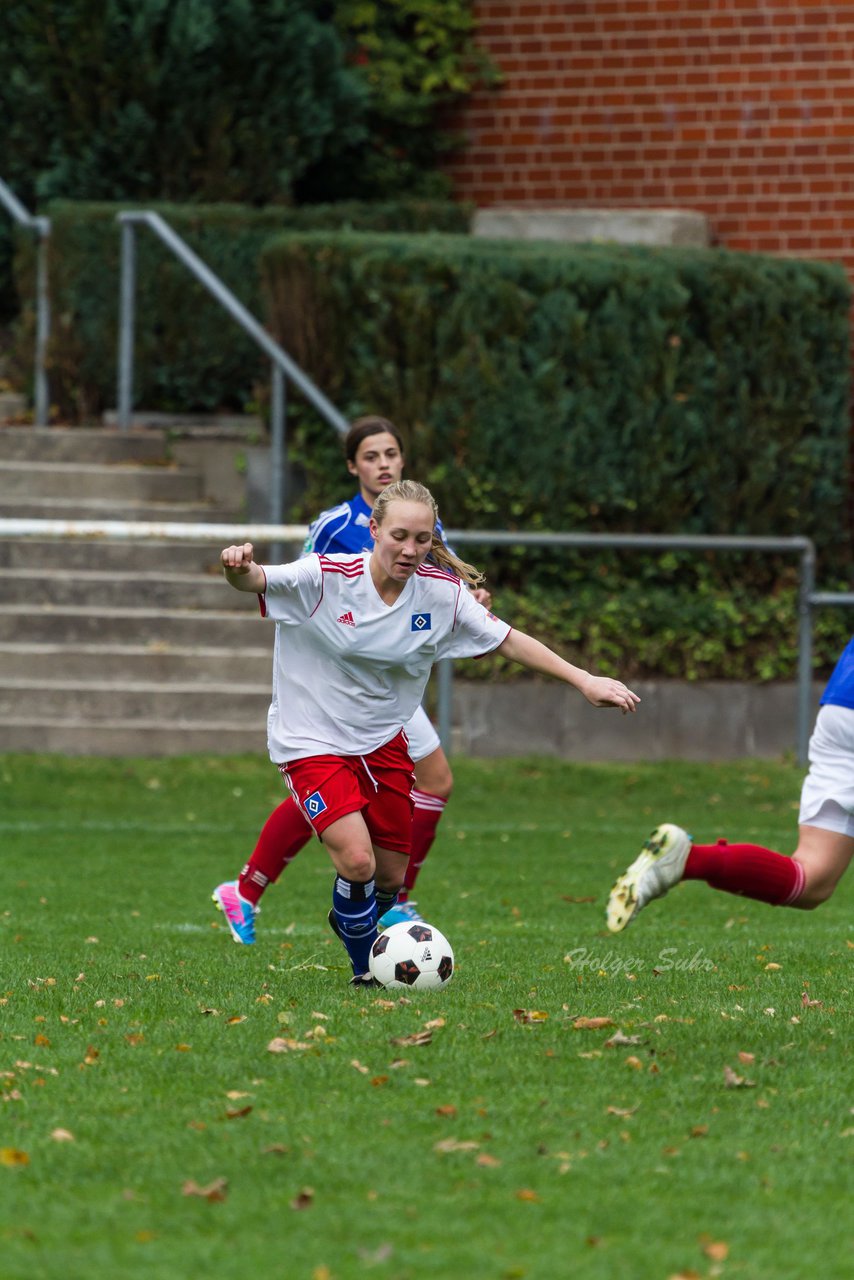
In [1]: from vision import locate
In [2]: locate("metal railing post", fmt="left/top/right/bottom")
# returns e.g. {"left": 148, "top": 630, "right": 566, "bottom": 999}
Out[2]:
{"left": 796, "top": 542, "right": 816, "bottom": 766}
{"left": 436, "top": 659, "right": 454, "bottom": 754}
{"left": 0, "top": 178, "right": 51, "bottom": 426}
{"left": 117, "top": 219, "right": 137, "bottom": 431}
{"left": 33, "top": 217, "right": 51, "bottom": 427}
{"left": 269, "top": 363, "right": 286, "bottom": 559}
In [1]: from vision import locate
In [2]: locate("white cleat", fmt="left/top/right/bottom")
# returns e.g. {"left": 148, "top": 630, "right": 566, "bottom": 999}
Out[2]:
{"left": 606, "top": 823, "right": 692, "bottom": 933}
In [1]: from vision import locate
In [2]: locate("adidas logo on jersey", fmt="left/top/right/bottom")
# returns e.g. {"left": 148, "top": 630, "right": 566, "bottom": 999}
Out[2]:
{"left": 337, "top": 611, "right": 356, "bottom": 627}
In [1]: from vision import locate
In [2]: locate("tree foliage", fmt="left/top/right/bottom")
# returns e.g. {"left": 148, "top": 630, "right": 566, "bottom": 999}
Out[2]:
{"left": 0, "top": 0, "right": 365, "bottom": 206}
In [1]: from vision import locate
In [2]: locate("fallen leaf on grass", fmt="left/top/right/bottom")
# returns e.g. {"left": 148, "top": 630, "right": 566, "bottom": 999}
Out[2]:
{"left": 350, "top": 1060, "right": 370, "bottom": 1075}
{"left": 358, "top": 1244, "right": 394, "bottom": 1264}
{"left": 801, "top": 992, "right": 823, "bottom": 1008}
{"left": 738, "top": 1051, "right": 755, "bottom": 1065}
{"left": 0, "top": 1148, "right": 29, "bottom": 1166}
{"left": 515, "top": 1188, "right": 540, "bottom": 1202}
{"left": 433, "top": 1138, "right": 480, "bottom": 1154}
{"left": 290, "top": 1187, "right": 314, "bottom": 1210}
{"left": 390, "top": 1030, "right": 433, "bottom": 1047}
{"left": 702, "top": 1240, "right": 729, "bottom": 1261}
{"left": 573, "top": 1017, "right": 615, "bottom": 1031}
{"left": 182, "top": 1177, "right": 228, "bottom": 1202}
{"left": 50, "top": 1129, "right": 74, "bottom": 1142}
{"left": 224, "top": 1106, "right": 253, "bottom": 1119}
{"left": 625, "top": 1056, "right": 644, "bottom": 1071}
{"left": 604, "top": 1031, "right": 641, "bottom": 1048}
{"left": 476, "top": 1153, "right": 502, "bottom": 1167}
{"left": 513, "top": 1009, "right": 549, "bottom": 1024}
{"left": 606, "top": 1105, "right": 639, "bottom": 1118}
{"left": 561, "top": 895, "right": 596, "bottom": 903}
{"left": 724, "top": 1064, "right": 755, "bottom": 1089}
{"left": 435, "top": 1105, "right": 457, "bottom": 1118}
{"left": 227, "top": 1016, "right": 247, "bottom": 1026}
{"left": 267, "top": 1037, "right": 312, "bottom": 1053}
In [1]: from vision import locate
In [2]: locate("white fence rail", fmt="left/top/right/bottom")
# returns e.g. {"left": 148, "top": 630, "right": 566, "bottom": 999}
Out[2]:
{"left": 1, "top": 517, "right": 849, "bottom": 765}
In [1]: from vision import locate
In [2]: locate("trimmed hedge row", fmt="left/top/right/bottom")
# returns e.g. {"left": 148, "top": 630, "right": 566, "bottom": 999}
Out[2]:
{"left": 260, "top": 231, "right": 851, "bottom": 572}
{"left": 10, "top": 200, "right": 472, "bottom": 418}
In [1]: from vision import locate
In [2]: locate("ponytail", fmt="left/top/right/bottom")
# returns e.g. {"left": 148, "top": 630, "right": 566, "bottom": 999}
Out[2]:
{"left": 373, "top": 480, "right": 485, "bottom": 588}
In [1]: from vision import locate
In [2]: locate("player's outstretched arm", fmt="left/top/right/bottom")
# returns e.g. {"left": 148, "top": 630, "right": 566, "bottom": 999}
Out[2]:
{"left": 221, "top": 542, "right": 266, "bottom": 593}
{"left": 496, "top": 629, "right": 640, "bottom": 715}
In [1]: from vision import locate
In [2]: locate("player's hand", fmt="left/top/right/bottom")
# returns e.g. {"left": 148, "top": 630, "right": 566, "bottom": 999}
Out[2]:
{"left": 221, "top": 542, "right": 255, "bottom": 573}
{"left": 581, "top": 674, "right": 641, "bottom": 714}
{"left": 471, "top": 587, "right": 493, "bottom": 609}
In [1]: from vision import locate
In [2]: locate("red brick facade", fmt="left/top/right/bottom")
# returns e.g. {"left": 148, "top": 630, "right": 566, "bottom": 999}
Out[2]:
{"left": 444, "top": 1, "right": 854, "bottom": 276}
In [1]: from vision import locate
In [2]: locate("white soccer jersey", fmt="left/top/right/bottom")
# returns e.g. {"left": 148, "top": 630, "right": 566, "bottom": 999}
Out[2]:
{"left": 258, "top": 551, "right": 511, "bottom": 762}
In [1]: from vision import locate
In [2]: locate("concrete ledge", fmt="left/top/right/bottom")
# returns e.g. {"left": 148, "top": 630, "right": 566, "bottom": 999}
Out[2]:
{"left": 473, "top": 207, "right": 710, "bottom": 247}
{"left": 451, "top": 679, "right": 821, "bottom": 762}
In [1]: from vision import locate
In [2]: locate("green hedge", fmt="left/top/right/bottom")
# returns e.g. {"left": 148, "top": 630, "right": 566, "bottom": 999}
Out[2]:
{"left": 10, "top": 200, "right": 472, "bottom": 418}
{"left": 260, "top": 232, "right": 851, "bottom": 572}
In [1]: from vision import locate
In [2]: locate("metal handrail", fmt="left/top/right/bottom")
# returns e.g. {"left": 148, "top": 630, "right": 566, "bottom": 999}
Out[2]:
{"left": 116, "top": 210, "right": 349, "bottom": 525}
{"left": 0, "top": 177, "right": 50, "bottom": 426}
{"left": 0, "top": 516, "right": 842, "bottom": 765}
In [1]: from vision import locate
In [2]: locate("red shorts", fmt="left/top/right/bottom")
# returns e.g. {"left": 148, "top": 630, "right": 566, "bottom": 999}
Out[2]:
{"left": 278, "top": 730, "right": 415, "bottom": 855}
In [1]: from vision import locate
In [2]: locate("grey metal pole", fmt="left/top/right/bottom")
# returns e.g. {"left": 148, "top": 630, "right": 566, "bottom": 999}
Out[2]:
{"left": 117, "top": 220, "right": 136, "bottom": 431}
{"left": 796, "top": 541, "right": 816, "bottom": 767}
{"left": 269, "top": 363, "right": 286, "bottom": 561}
{"left": 33, "top": 217, "right": 50, "bottom": 427}
{"left": 436, "top": 659, "right": 454, "bottom": 755}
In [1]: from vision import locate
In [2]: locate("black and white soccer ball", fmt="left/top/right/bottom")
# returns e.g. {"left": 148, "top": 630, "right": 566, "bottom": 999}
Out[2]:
{"left": 369, "top": 921, "right": 455, "bottom": 990}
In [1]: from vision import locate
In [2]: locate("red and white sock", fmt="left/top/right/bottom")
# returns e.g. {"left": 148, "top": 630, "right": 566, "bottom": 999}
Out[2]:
{"left": 238, "top": 798, "right": 312, "bottom": 906}
{"left": 684, "top": 839, "right": 805, "bottom": 906}
{"left": 400, "top": 790, "right": 447, "bottom": 902}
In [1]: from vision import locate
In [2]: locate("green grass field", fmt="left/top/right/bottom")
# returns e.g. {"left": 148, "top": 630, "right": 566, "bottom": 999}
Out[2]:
{"left": 1, "top": 753, "right": 851, "bottom": 1280}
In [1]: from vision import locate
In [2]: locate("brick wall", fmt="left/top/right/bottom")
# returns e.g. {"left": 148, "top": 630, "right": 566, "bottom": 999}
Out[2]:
{"left": 445, "top": 1, "right": 854, "bottom": 275}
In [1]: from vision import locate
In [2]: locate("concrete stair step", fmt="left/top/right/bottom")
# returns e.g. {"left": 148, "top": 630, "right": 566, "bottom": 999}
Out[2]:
{"left": 0, "top": 459, "right": 204, "bottom": 502}
{"left": 0, "top": 426, "right": 169, "bottom": 463}
{"left": 4, "top": 567, "right": 260, "bottom": 610}
{"left": 0, "top": 605, "right": 264, "bottom": 646}
{"left": 0, "top": 643, "right": 272, "bottom": 682}
{"left": 0, "top": 496, "right": 243, "bottom": 522}
{"left": 0, "top": 538, "right": 237, "bottom": 574}
{"left": 0, "top": 717, "right": 265, "bottom": 755}
{"left": 0, "top": 678, "right": 270, "bottom": 721}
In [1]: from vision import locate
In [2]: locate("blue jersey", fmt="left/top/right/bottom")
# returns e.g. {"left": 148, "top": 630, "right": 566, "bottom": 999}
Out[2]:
{"left": 821, "top": 635, "right": 854, "bottom": 711}
{"left": 302, "top": 492, "right": 450, "bottom": 557}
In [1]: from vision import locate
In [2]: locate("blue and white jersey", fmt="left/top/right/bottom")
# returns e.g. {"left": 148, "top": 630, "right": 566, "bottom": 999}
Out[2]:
{"left": 820, "top": 635, "right": 854, "bottom": 711}
{"left": 302, "top": 492, "right": 451, "bottom": 557}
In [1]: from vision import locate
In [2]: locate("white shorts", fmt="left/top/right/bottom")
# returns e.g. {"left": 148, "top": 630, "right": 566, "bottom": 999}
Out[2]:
{"left": 404, "top": 704, "right": 441, "bottom": 763}
{"left": 798, "top": 704, "right": 854, "bottom": 837}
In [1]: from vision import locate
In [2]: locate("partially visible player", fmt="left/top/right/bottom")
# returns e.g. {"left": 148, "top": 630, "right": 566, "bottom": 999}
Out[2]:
{"left": 213, "top": 416, "right": 491, "bottom": 943}
{"left": 606, "top": 634, "right": 854, "bottom": 931}
{"left": 220, "top": 479, "right": 640, "bottom": 985}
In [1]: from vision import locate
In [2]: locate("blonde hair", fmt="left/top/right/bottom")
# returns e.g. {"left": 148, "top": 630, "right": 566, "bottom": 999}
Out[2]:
{"left": 372, "top": 480, "right": 484, "bottom": 588}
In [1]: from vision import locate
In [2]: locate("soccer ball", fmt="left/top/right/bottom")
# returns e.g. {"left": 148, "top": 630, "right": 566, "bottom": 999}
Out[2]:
{"left": 369, "top": 921, "right": 454, "bottom": 990}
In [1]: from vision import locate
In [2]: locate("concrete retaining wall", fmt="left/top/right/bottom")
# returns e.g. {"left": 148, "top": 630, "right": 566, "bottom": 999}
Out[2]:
{"left": 450, "top": 679, "right": 821, "bottom": 762}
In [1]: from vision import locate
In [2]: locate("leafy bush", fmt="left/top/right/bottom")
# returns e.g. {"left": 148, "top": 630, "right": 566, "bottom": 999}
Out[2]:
{"left": 261, "top": 231, "right": 851, "bottom": 574}
{"left": 10, "top": 199, "right": 471, "bottom": 418}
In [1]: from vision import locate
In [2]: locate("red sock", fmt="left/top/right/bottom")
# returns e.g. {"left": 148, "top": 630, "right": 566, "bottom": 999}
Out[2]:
{"left": 684, "top": 840, "right": 805, "bottom": 906}
{"left": 238, "top": 798, "right": 312, "bottom": 905}
{"left": 400, "top": 790, "right": 447, "bottom": 901}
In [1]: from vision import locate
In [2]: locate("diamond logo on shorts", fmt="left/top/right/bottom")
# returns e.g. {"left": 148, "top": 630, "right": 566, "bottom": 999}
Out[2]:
{"left": 411, "top": 612, "right": 431, "bottom": 632}
{"left": 304, "top": 790, "right": 327, "bottom": 818}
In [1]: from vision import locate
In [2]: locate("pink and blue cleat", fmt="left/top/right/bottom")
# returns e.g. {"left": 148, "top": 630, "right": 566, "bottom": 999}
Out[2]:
{"left": 212, "top": 881, "right": 258, "bottom": 944}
